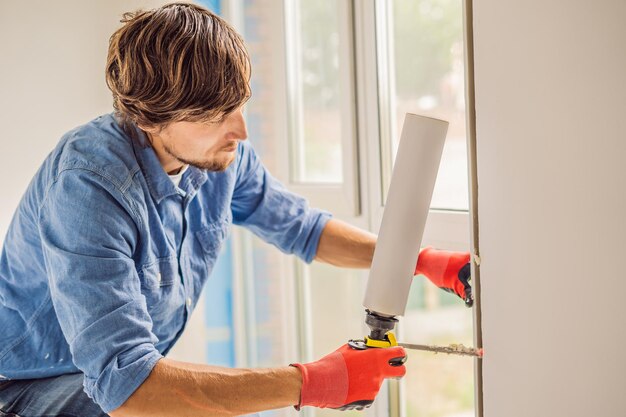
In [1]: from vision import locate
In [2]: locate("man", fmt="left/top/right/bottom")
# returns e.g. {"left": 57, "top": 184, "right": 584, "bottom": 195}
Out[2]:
{"left": 0, "top": 3, "right": 472, "bottom": 416}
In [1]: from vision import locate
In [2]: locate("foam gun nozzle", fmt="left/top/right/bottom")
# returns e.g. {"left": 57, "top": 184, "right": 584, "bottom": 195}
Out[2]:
{"left": 365, "top": 310, "right": 398, "bottom": 342}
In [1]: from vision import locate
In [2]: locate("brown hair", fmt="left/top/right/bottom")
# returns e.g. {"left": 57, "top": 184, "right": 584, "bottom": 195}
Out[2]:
{"left": 105, "top": 2, "right": 251, "bottom": 129}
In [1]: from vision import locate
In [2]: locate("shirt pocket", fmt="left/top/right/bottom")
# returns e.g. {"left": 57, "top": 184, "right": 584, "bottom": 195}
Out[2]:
{"left": 195, "top": 218, "right": 231, "bottom": 263}
{"left": 139, "top": 257, "right": 178, "bottom": 290}
{"left": 138, "top": 257, "right": 185, "bottom": 330}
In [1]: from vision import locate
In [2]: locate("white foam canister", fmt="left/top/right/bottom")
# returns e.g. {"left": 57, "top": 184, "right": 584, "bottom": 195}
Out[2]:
{"left": 363, "top": 113, "right": 448, "bottom": 317}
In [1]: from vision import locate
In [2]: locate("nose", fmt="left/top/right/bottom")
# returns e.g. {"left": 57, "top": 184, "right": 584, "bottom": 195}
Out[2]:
{"left": 228, "top": 109, "right": 248, "bottom": 141}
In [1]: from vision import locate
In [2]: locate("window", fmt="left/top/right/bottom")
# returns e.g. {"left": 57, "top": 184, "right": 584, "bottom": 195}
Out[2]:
{"left": 183, "top": 1, "right": 478, "bottom": 417}
{"left": 376, "top": 1, "right": 475, "bottom": 416}
{"left": 285, "top": 0, "right": 343, "bottom": 183}
{"left": 379, "top": 0, "right": 469, "bottom": 212}
{"left": 284, "top": 0, "right": 360, "bottom": 217}
{"left": 245, "top": 0, "right": 476, "bottom": 416}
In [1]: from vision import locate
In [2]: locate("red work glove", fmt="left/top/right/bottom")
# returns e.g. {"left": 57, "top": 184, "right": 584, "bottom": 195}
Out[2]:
{"left": 291, "top": 344, "right": 406, "bottom": 411}
{"left": 415, "top": 247, "right": 473, "bottom": 307}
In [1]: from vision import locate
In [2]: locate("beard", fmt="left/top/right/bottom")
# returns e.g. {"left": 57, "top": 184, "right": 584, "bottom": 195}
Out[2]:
{"left": 162, "top": 142, "right": 237, "bottom": 172}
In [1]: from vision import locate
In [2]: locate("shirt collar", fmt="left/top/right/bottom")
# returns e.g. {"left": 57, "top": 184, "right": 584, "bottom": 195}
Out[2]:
{"left": 116, "top": 115, "right": 208, "bottom": 204}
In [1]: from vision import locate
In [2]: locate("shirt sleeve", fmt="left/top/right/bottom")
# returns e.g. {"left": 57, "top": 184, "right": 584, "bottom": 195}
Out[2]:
{"left": 39, "top": 168, "right": 162, "bottom": 413}
{"left": 231, "top": 142, "right": 332, "bottom": 263}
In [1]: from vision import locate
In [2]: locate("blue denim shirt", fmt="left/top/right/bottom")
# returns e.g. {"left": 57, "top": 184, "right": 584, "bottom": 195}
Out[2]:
{"left": 0, "top": 114, "right": 331, "bottom": 413}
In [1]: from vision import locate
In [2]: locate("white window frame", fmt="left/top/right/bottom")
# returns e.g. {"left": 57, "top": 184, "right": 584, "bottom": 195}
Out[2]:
{"left": 283, "top": 0, "right": 361, "bottom": 218}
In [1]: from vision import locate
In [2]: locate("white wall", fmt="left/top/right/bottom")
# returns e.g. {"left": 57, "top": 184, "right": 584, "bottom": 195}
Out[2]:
{"left": 473, "top": 1, "right": 626, "bottom": 416}
{"left": 0, "top": 0, "right": 211, "bottom": 363}
{"left": 0, "top": 0, "right": 169, "bottom": 244}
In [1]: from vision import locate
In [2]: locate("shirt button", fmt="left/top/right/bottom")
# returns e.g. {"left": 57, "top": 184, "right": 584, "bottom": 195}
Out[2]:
{"left": 156, "top": 273, "right": 162, "bottom": 284}
{"left": 186, "top": 297, "right": 192, "bottom": 307}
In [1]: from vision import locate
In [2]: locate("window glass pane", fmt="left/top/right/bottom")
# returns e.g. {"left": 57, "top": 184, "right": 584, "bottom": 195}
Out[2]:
{"left": 379, "top": 0, "right": 476, "bottom": 415}
{"left": 248, "top": 239, "right": 292, "bottom": 368}
{"left": 241, "top": 2, "right": 299, "bottom": 416}
{"left": 288, "top": 0, "right": 344, "bottom": 183}
{"left": 403, "top": 277, "right": 475, "bottom": 417}
{"left": 387, "top": 0, "right": 469, "bottom": 210}
{"left": 306, "top": 262, "right": 366, "bottom": 417}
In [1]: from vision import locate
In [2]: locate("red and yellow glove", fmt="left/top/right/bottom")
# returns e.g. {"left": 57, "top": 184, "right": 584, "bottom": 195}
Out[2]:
{"left": 415, "top": 247, "right": 473, "bottom": 307}
{"left": 291, "top": 344, "right": 406, "bottom": 411}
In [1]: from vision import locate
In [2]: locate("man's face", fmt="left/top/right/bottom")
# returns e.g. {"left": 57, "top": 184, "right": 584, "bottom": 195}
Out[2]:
{"left": 147, "top": 108, "right": 248, "bottom": 173}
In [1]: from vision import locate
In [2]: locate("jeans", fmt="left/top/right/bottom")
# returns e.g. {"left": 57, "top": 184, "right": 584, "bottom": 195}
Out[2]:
{"left": 0, "top": 373, "right": 108, "bottom": 417}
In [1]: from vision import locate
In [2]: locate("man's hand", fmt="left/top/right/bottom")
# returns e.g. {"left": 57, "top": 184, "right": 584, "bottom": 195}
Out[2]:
{"left": 415, "top": 247, "right": 473, "bottom": 307}
{"left": 291, "top": 344, "right": 406, "bottom": 411}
